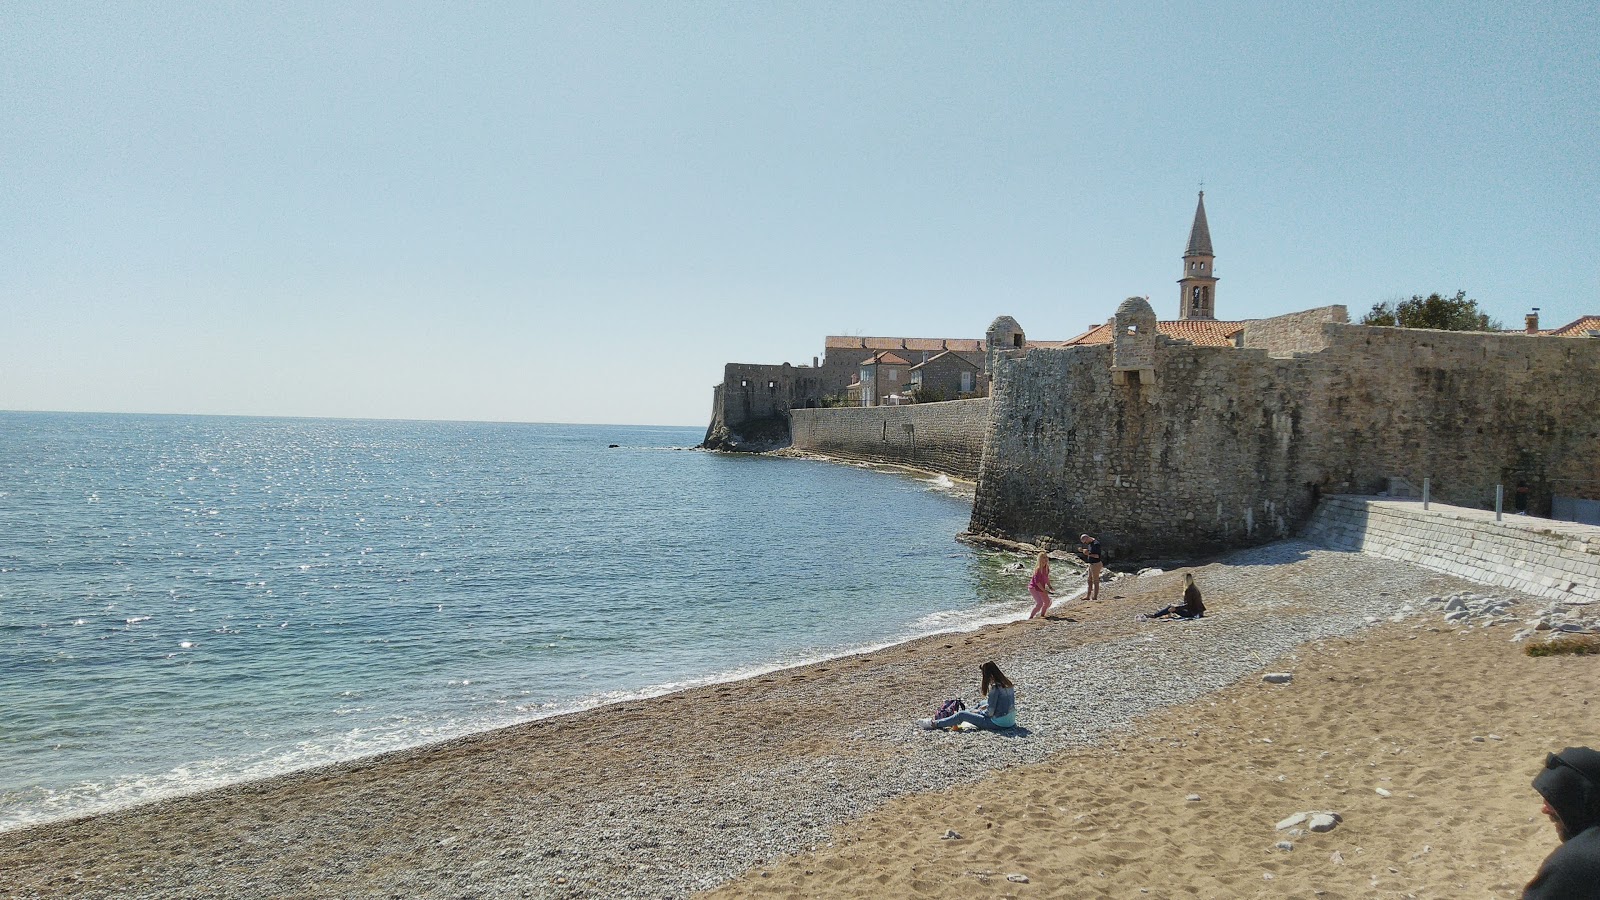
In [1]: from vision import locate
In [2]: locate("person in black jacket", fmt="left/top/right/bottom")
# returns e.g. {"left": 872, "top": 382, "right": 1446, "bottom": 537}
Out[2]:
{"left": 1525, "top": 746, "right": 1600, "bottom": 899}
{"left": 1144, "top": 573, "right": 1205, "bottom": 620}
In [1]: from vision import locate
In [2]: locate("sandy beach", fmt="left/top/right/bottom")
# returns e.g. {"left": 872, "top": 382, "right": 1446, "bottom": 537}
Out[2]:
{"left": 3, "top": 540, "right": 1591, "bottom": 899}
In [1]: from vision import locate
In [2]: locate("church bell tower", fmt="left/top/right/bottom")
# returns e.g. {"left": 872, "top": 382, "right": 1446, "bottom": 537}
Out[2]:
{"left": 1178, "top": 191, "right": 1217, "bottom": 320}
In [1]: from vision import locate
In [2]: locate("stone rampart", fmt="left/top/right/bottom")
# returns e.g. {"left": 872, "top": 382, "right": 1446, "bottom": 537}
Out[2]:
{"left": 1241, "top": 305, "right": 1348, "bottom": 354}
{"left": 702, "top": 362, "right": 827, "bottom": 451}
{"left": 1303, "top": 497, "right": 1600, "bottom": 603}
{"left": 790, "top": 399, "right": 991, "bottom": 480}
{"left": 969, "top": 319, "right": 1600, "bottom": 562}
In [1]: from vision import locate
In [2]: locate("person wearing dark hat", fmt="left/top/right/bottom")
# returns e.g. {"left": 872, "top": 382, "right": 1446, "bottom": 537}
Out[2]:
{"left": 1525, "top": 747, "right": 1600, "bottom": 899}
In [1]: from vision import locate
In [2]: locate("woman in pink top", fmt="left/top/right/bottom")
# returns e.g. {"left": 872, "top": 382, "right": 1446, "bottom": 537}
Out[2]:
{"left": 1027, "top": 551, "right": 1054, "bottom": 619}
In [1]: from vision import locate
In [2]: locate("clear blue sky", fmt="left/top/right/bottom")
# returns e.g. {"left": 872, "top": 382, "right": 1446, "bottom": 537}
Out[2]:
{"left": 4, "top": 2, "right": 1596, "bottom": 426}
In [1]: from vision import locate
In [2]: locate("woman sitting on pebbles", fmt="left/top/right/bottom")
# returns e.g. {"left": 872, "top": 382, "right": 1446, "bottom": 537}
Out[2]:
{"left": 1143, "top": 573, "right": 1206, "bottom": 620}
{"left": 919, "top": 661, "right": 1016, "bottom": 732}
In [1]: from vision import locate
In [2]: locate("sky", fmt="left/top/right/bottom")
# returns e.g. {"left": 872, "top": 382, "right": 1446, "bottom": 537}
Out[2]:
{"left": 3, "top": 2, "right": 1597, "bottom": 427}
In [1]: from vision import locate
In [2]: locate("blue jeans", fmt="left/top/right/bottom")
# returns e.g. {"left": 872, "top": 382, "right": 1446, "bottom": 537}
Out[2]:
{"left": 932, "top": 710, "right": 1009, "bottom": 731}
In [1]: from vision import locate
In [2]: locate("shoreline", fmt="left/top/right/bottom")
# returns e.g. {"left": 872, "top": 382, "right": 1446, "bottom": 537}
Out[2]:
{"left": 1, "top": 580, "right": 1037, "bottom": 838}
{"left": 0, "top": 540, "right": 1504, "bottom": 898}
{"left": 2, "top": 443, "right": 1005, "bottom": 839}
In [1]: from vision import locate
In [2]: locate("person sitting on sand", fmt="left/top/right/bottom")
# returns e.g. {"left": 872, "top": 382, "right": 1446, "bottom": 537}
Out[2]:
{"left": 1078, "top": 533, "right": 1103, "bottom": 602}
{"left": 1027, "top": 551, "right": 1055, "bottom": 619}
{"left": 1524, "top": 746, "right": 1600, "bottom": 899}
{"left": 1143, "top": 573, "right": 1206, "bottom": 620}
{"left": 919, "top": 661, "right": 1016, "bottom": 732}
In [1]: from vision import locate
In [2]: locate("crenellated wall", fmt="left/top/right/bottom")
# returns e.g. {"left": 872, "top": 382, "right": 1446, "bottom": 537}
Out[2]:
{"left": 789, "top": 399, "right": 991, "bottom": 480}
{"left": 969, "top": 317, "right": 1600, "bottom": 562}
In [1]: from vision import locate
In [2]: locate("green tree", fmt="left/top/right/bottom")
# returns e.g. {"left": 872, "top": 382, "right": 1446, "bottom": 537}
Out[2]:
{"left": 1361, "top": 291, "right": 1503, "bottom": 331}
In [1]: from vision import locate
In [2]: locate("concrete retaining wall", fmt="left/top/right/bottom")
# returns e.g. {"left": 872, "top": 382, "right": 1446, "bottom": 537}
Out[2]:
{"left": 1303, "top": 496, "right": 1600, "bottom": 603}
{"left": 790, "top": 399, "right": 991, "bottom": 480}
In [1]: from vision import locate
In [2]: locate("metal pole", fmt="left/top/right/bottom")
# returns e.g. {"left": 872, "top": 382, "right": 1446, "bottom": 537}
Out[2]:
{"left": 1423, "top": 477, "right": 1430, "bottom": 510}
{"left": 1495, "top": 484, "right": 1504, "bottom": 521}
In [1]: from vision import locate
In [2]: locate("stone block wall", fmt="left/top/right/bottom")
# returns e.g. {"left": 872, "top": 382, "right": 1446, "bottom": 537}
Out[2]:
{"left": 970, "top": 341, "right": 1317, "bottom": 561}
{"left": 701, "top": 362, "right": 827, "bottom": 450}
{"left": 790, "top": 398, "right": 991, "bottom": 480}
{"left": 1241, "top": 305, "right": 1348, "bottom": 354}
{"left": 1300, "top": 324, "right": 1600, "bottom": 513}
{"left": 969, "top": 321, "right": 1600, "bottom": 562}
{"left": 1303, "top": 497, "right": 1600, "bottom": 603}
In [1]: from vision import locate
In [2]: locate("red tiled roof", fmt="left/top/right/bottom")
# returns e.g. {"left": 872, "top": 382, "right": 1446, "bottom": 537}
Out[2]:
{"left": 825, "top": 336, "right": 984, "bottom": 353}
{"left": 909, "top": 350, "right": 982, "bottom": 370}
{"left": 865, "top": 351, "right": 911, "bottom": 366}
{"left": 1548, "top": 315, "right": 1600, "bottom": 337}
{"left": 1059, "top": 320, "right": 1247, "bottom": 347}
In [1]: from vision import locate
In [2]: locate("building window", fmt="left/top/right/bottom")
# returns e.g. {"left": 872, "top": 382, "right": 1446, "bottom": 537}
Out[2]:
{"left": 741, "top": 379, "right": 748, "bottom": 387}
{"left": 767, "top": 381, "right": 776, "bottom": 390}
{"left": 889, "top": 370, "right": 898, "bottom": 382}
{"left": 960, "top": 371, "right": 973, "bottom": 392}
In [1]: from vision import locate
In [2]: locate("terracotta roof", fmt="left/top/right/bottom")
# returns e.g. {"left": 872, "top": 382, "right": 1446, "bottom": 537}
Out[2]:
{"left": 824, "top": 336, "right": 983, "bottom": 353}
{"left": 1548, "top": 315, "right": 1600, "bottom": 337}
{"left": 863, "top": 351, "right": 911, "bottom": 366}
{"left": 1060, "top": 320, "right": 1247, "bottom": 347}
{"left": 909, "top": 350, "right": 981, "bottom": 370}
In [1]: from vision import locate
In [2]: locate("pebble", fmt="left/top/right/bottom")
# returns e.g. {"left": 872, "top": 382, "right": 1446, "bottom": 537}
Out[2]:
{"left": 1186, "top": 794, "right": 1201, "bottom": 802}
{"left": 1308, "top": 813, "right": 1342, "bottom": 833}
{"left": 1263, "top": 673, "right": 1293, "bottom": 684}
{"left": 1006, "top": 873, "right": 1030, "bottom": 883}
{"left": 941, "top": 829, "right": 961, "bottom": 840}
{"left": 1276, "top": 841, "right": 1294, "bottom": 852}
{"left": 6, "top": 541, "right": 1477, "bottom": 900}
{"left": 1375, "top": 788, "right": 1392, "bottom": 798}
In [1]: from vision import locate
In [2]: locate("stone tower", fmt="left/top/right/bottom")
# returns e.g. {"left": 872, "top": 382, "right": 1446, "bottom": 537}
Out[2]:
{"left": 1178, "top": 191, "right": 1218, "bottom": 320}
{"left": 985, "top": 315, "right": 1026, "bottom": 383}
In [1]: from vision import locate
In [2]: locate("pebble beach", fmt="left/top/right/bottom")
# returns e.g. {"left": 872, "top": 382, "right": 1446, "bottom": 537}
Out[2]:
{"left": 4, "top": 540, "right": 1592, "bottom": 899}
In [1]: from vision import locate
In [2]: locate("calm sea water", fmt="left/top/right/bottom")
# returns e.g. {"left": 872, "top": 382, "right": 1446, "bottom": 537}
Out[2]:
{"left": 0, "top": 412, "right": 1018, "bottom": 831}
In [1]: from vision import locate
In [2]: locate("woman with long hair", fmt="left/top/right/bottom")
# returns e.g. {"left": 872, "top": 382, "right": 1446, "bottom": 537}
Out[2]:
{"left": 1144, "top": 572, "right": 1206, "bottom": 620}
{"left": 920, "top": 661, "right": 1017, "bottom": 731}
{"left": 1027, "top": 551, "right": 1054, "bottom": 619}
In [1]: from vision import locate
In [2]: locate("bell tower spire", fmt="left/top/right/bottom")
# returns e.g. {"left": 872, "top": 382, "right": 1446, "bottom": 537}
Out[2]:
{"left": 1178, "top": 191, "right": 1218, "bottom": 320}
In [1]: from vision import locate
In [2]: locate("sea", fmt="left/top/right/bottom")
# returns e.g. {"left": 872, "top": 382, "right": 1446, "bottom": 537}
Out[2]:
{"left": 0, "top": 412, "right": 1022, "bottom": 832}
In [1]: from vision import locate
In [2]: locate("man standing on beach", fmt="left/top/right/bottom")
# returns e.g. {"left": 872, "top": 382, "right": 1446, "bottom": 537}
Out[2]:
{"left": 1524, "top": 746, "right": 1600, "bottom": 899}
{"left": 1078, "top": 534, "right": 1103, "bottom": 603}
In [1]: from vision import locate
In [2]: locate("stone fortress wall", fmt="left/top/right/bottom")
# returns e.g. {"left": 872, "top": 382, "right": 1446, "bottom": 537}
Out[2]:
{"left": 789, "top": 399, "right": 991, "bottom": 481}
{"left": 702, "top": 338, "right": 987, "bottom": 451}
{"left": 967, "top": 300, "right": 1600, "bottom": 561}
{"left": 1303, "top": 496, "right": 1600, "bottom": 604}
{"left": 1240, "top": 304, "right": 1347, "bottom": 354}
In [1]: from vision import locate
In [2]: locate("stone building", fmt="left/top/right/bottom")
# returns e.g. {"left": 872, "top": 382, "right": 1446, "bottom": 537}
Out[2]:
{"left": 909, "top": 350, "right": 986, "bottom": 402}
{"left": 848, "top": 351, "right": 914, "bottom": 407}
{"left": 820, "top": 337, "right": 986, "bottom": 400}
